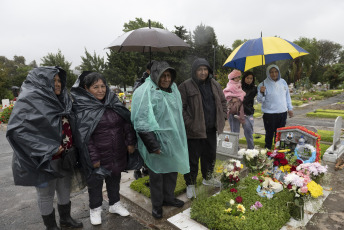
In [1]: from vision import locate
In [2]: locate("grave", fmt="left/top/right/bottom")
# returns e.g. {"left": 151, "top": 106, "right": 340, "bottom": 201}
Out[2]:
{"left": 323, "top": 116, "right": 344, "bottom": 162}
{"left": 216, "top": 131, "right": 241, "bottom": 160}
{"left": 1, "top": 99, "right": 10, "bottom": 108}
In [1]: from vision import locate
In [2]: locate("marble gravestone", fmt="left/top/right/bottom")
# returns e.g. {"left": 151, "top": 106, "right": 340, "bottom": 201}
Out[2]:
{"left": 1, "top": 99, "right": 10, "bottom": 108}
{"left": 216, "top": 131, "right": 241, "bottom": 160}
{"left": 323, "top": 116, "right": 344, "bottom": 162}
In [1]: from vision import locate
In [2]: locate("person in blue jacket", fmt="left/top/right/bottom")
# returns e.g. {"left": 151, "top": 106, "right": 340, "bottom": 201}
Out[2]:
{"left": 257, "top": 64, "right": 293, "bottom": 150}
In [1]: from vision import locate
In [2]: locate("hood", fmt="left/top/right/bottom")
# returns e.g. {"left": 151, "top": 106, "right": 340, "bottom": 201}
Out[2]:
{"left": 150, "top": 61, "right": 176, "bottom": 88}
{"left": 27, "top": 66, "right": 67, "bottom": 95}
{"left": 266, "top": 64, "right": 281, "bottom": 81}
{"left": 191, "top": 58, "right": 213, "bottom": 83}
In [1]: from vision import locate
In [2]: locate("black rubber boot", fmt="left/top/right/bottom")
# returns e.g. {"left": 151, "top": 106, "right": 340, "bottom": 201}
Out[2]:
{"left": 58, "top": 201, "right": 83, "bottom": 229}
{"left": 42, "top": 209, "right": 60, "bottom": 230}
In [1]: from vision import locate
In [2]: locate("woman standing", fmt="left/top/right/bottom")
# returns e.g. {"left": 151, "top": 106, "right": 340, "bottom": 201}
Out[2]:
{"left": 241, "top": 71, "right": 258, "bottom": 149}
{"left": 7, "top": 67, "right": 82, "bottom": 230}
{"left": 71, "top": 72, "right": 136, "bottom": 225}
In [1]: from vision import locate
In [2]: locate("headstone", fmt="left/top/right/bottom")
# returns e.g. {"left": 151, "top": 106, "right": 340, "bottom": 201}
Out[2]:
{"left": 216, "top": 131, "right": 241, "bottom": 160}
{"left": 1, "top": 99, "right": 10, "bottom": 108}
{"left": 323, "top": 116, "right": 344, "bottom": 162}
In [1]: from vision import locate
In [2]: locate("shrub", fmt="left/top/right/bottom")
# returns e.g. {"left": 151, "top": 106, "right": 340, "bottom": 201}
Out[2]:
{"left": 0, "top": 104, "right": 14, "bottom": 124}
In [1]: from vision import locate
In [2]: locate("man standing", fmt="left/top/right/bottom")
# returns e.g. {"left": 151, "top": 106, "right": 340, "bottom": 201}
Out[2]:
{"left": 257, "top": 64, "right": 293, "bottom": 150}
{"left": 178, "top": 58, "right": 227, "bottom": 199}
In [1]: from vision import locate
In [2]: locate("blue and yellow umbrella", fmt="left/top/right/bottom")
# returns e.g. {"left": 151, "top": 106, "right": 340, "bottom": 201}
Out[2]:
{"left": 223, "top": 37, "right": 309, "bottom": 71}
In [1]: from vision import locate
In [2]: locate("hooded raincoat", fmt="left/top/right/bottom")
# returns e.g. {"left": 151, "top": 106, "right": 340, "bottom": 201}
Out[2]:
{"left": 71, "top": 72, "right": 133, "bottom": 178}
{"left": 257, "top": 65, "right": 293, "bottom": 113}
{"left": 131, "top": 61, "right": 189, "bottom": 174}
{"left": 7, "top": 66, "right": 72, "bottom": 186}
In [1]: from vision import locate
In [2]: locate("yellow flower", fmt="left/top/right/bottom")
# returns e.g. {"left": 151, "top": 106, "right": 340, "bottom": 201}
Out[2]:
{"left": 224, "top": 208, "right": 232, "bottom": 213}
{"left": 307, "top": 181, "right": 323, "bottom": 198}
{"left": 279, "top": 165, "right": 291, "bottom": 173}
{"left": 240, "top": 164, "right": 244, "bottom": 169}
{"left": 216, "top": 166, "right": 223, "bottom": 174}
{"left": 241, "top": 216, "right": 246, "bottom": 220}
{"left": 119, "top": 93, "right": 124, "bottom": 96}
{"left": 237, "top": 204, "right": 246, "bottom": 213}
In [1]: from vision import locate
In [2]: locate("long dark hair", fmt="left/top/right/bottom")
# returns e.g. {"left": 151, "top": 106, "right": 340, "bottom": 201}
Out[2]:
{"left": 241, "top": 71, "right": 255, "bottom": 90}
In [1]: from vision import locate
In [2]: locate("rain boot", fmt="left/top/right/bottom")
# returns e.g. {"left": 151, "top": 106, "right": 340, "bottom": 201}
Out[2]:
{"left": 42, "top": 209, "right": 60, "bottom": 230}
{"left": 58, "top": 201, "right": 83, "bottom": 228}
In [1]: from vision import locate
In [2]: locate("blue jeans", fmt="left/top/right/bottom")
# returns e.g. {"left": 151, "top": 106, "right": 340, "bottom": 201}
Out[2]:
{"left": 229, "top": 114, "right": 255, "bottom": 149}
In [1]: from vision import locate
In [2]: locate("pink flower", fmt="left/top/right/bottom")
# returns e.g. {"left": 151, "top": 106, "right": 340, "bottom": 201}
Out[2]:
{"left": 230, "top": 188, "right": 238, "bottom": 193}
{"left": 300, "top": 186, "right": 308, "bottom": 193}
{"left": 254, "top": 201, "right": 263, "bottom": 208}
{"left": 252, "top": 176, "right": 258, "bottom": 180}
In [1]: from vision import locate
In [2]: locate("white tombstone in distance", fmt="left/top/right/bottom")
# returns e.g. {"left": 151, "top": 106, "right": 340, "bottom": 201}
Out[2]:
{"left": 1, "top": 99, "right": 10, "bottom": 108}
{"left": 323, "top": 116, "right": 344, "bottom": 162}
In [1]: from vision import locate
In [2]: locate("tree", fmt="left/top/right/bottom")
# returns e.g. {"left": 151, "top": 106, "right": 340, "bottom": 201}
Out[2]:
{"left": 192, "top": 24, "right": 218, "bottom": 63}
{"left": 123, "top": 17, "right": 164, "bottom": 32}
{"left": 104, "top": 51, "right": 145, "bottom": 91}
{"left": 231, "top": 39, "right": 246, "bottom": 50}
{"left": 0, "top": 62, "right": 12, "bottom": 99}
{"left": 40, "top": 50, "right": 77, "bottom": 89}
{"left": 173, "top": 26, "right": 189, "bottom": 41}
{"left": 77, "top": 48, "right": 105, "bottom": 73}
{"left": 323, "top": 63, "right": 344, "bottom": 88}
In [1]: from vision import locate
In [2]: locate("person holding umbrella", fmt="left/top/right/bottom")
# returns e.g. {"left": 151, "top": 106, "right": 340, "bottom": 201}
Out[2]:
{"left": 257, "top": 64, "right": 293, "bottom": 150}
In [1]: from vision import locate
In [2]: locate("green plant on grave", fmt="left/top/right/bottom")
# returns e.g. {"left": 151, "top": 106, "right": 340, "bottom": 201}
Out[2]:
{"left": 190, "top": 173, "right": 295, "bottom": 230}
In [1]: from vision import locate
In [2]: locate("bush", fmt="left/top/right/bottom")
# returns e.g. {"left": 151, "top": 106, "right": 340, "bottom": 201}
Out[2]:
{"left": 0, "top": 104, "right": 14, "bottom": 124}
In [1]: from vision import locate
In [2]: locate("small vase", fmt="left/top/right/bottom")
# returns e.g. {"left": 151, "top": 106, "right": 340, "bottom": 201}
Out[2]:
{"left": 290, "top": 197, "right": 304, "bottom": 220}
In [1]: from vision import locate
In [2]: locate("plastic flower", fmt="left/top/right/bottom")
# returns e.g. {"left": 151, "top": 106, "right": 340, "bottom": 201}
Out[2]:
{"left": 237, "top": 204, "right": 245, "bottom": 213}
{"left": 235, "top": 196, "right": 243, "bottom": 203}
{"left": 230, "top": 188, "right": 238, "bottom": 193}
{"left": 224, "top": 207, "right": 232, "bottom": 213}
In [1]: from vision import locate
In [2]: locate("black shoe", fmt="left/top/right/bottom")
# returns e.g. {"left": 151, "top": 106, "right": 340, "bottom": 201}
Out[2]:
{"left": 141, "top": 167, "right": 149, "bottom": 177}
{"left": 163, "top": 198, "right": 184, "bottom": 208}
{"left": 152, "top": 206, "right": 163, "bottom": 219}
{"left": 134, "top": 169, "right": 142, "bottom": 180}
{"left": 42, "top": 209, "right": 60, "bottom": 230}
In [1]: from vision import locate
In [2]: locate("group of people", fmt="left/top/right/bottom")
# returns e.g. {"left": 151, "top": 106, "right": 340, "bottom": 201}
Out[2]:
{"left": 6, "top": 57, "right": 293, "bottom": 229}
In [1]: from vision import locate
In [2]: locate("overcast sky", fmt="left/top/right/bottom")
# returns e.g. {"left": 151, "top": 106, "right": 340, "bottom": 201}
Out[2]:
{"left": 2, "top": 0, "right": 344, "bottom": 68}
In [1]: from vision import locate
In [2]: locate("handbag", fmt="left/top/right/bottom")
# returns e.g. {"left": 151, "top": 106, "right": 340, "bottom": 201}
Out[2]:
{"left": 126, "top": 148, "right": 144, "bottom": 170}
{"left": 227, "top": 99, "right": 242, "bottom": 116}
{"left": 61, "top": 146, "right": 78, "bottom": 171}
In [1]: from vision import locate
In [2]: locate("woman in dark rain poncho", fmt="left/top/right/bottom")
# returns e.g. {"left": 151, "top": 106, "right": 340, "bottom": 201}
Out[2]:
{"left": 6, "top": 66, "right": 82, "bottom": 230}
{"left": 71, "top": 72, "right": 136, "bottom": 225}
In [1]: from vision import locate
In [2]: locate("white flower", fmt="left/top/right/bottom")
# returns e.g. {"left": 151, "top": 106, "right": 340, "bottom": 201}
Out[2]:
{"left": 230, "top": 199, "right": 235, "bottom": 205}
{"left": 226, "top": 172, "right": 230, "bottom": 177}
{"left": 260, "top": 149, "right": 267, "bottom": 155}
{"left": 238, "top": 148, "right": 246, "bottom": 156}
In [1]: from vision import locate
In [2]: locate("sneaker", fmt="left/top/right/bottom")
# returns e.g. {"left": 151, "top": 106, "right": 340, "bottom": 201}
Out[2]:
{"left": 186, "top": 185, "right": 196, "bottom": 199}
{"left": 90, "top": 207, "right": 102, "bottom": 225}
{"left": 109, "top": 201, "right": 130, "bottom": 216}
{"left": 202, "top": 178, "right": 221, "bottom": 187}
{"left": 234, "top": 115, "right": 240, "bottom": 119}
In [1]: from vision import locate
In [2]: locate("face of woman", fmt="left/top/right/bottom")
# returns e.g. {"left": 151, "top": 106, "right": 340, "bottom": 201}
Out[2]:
{"left": 86, "top": 79, "right": 106, "bottom": 100}
{"left": 54, "top": 74, "right": 62, "bottom": 95}
{"left": 158, "top": 70, "right": 172, "bottom": 89}
{"left": 244, "top": 75, "right": 254, "bottom": 85}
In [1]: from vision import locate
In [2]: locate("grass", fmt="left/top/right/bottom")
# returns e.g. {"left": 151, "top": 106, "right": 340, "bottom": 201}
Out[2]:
{"left": 306, "top": 112, "right": 344, "bottom": 119}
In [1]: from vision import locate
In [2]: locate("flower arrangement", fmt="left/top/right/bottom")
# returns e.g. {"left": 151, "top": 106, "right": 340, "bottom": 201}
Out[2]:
{"left": 117, "top": 92, "right": 126, "bottom": 104}
{"left": 0, "top": 104, "right": 14, "bottom": 124}
{"left": 224, "top": 197, "right": 246, "bottom": 219}
{"left": 283, "top": 171, "right": 311, "bottom": 197}
{"left": 238, "top": 148, "right": 273, "bottom": 172}
{"left": 216, "top": 159, "right": 243, "bottom": 188}
{"left": 296, "top": 162, "right": 328, "bottom": 183}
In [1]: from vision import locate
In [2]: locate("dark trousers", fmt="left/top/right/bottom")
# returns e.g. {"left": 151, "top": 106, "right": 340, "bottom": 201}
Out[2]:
{"left": 87, "top": 173, "right": 121, "bottom": 209}
{"left": 263, "top": 112, "right": 287, "bottom": 149}
{"left": 184, "top": 130, "right": 217, "bottom": 186}
{"left": 149, "top": 169, "right": 177, "bottom": 208}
